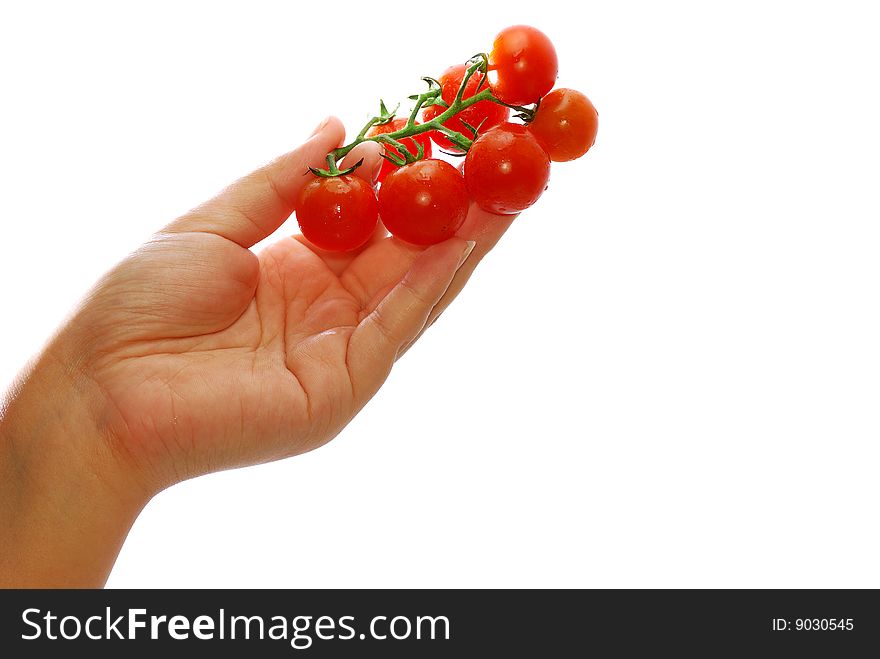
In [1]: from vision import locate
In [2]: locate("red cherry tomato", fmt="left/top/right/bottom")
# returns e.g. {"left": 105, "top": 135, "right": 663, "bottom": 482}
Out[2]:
{"left": 366, "top": 118, "right": 433, "bottom": 184}
{"left": 378, "top": 159, "right": 469, "bottom": 245}
{"left": 422, "top": 64, "right": 509, "bottom": 152}
{"left": 295, "top": 175, "right": 378, "bottom": 251}
{"left": 528, "top": 88, "right": 598, "bottom": 162}
{"left": 488, "top": 25, "right": 558, "bottom": 106}
{"left": 464, "top": 123, "right": 551, "bottom": 215}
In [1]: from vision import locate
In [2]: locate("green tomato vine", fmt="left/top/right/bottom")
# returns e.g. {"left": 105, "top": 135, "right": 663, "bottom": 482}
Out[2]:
{"left": 309, "top": 54, "right": 539, "bottom": 178}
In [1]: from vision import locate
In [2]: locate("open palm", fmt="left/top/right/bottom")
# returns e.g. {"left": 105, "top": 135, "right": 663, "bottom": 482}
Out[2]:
{"left": 68, "top": 119, "right": 514, "bottom": 491}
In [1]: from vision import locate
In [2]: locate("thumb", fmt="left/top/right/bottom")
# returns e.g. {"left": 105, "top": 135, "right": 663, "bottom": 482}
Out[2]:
{"left": 165, "top": 116, "right": 345, "bottom": 247}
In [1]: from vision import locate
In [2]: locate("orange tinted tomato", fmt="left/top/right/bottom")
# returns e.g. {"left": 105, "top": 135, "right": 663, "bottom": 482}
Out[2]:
{"left": 528, "top": 88, "right": 598, "bottom": 161}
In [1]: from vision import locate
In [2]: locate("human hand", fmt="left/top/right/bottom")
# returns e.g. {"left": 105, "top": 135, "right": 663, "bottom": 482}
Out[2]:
{"left": 63, "top": 116, "right": 516, "bottom": 486}
{"left": 0, "top": 117, "right": 515, "bottom": 585}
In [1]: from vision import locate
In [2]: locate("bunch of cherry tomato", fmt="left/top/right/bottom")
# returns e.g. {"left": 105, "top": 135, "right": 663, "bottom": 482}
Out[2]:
{"left": 296, "top": 25, "right": 599, "bottom": 251}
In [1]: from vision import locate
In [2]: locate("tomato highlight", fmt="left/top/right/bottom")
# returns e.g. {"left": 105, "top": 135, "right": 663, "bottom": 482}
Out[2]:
{"left": 488, "top": 25, "right": 558, "bottom": 106}
{"left": 378, "top": 159, "right": 469, "bottom": 245}
{"left": 295, "top": 175, "right": 379, "bottom": 251}
{"left": 464, "top": 123, "right": 551, "bottom": 215}
{"left": 528, "top": 88, "right": 598, "bottom": 162}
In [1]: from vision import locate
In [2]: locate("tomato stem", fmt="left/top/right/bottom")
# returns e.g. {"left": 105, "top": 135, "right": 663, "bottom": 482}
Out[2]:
{"left": 311, "top": 58, "right": 537, "bottom": 177}
{"left": 489, "top": 97, "right": 541, "bottom": 124}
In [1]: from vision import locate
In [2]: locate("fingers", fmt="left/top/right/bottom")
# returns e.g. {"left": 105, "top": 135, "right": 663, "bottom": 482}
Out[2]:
{"left": 398, "top": 204, "right": 518, "bottom": 355}
{"left": 345, "top": 140, "right": 384, "bottom": 188}
{"left": 165, "top": 117, "right": 346, "bottom": 248}
{"left": 347, "top": 238, "right": 475, "bottom": 402}
{"left": 338, "top": 237, "right": 424, "bottom": 310}
{"left": 429, "top": 205, "right": 518, "bottom": 318}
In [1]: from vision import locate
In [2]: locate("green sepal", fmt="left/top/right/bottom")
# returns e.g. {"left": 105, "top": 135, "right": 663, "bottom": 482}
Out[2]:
{"left": 413, "top": 139, "right": 425, "bottom": 161}
{"left": 381, "top": 151, "right": 406, "bottom": 167}
{"left": 467, "top": 52, "right": 489, "bottom": 74}
{"left": 308, "top": 157, "right": 365, "bottom": 178}
{"left": 374, "top": 99, "right": 399, "bottom": 125}
{"left": 438, "top": 148, "right": 467, "bottom": 158}
{"left": 460, "top": 119, "right": 479, "bottom": 138}
{"left": 421, "top": 96, "right": 449, "bottom": 109}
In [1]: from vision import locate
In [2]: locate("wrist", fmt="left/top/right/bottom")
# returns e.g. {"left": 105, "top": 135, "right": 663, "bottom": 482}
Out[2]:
{"left": 0, "top": 339, "right": 148, "bottom": 587}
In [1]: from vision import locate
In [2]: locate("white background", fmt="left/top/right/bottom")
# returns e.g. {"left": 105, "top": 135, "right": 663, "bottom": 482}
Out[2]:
{"left": 1, "top": 1, "right": 878, "bottom": 588}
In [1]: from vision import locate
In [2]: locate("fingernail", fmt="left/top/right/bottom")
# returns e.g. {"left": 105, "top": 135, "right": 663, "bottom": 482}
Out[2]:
{"left": 457, "top": 240, "right": 477, "bottom": 269}
{"left": 309, "top": 116, "right": 330, "bottom": 138}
